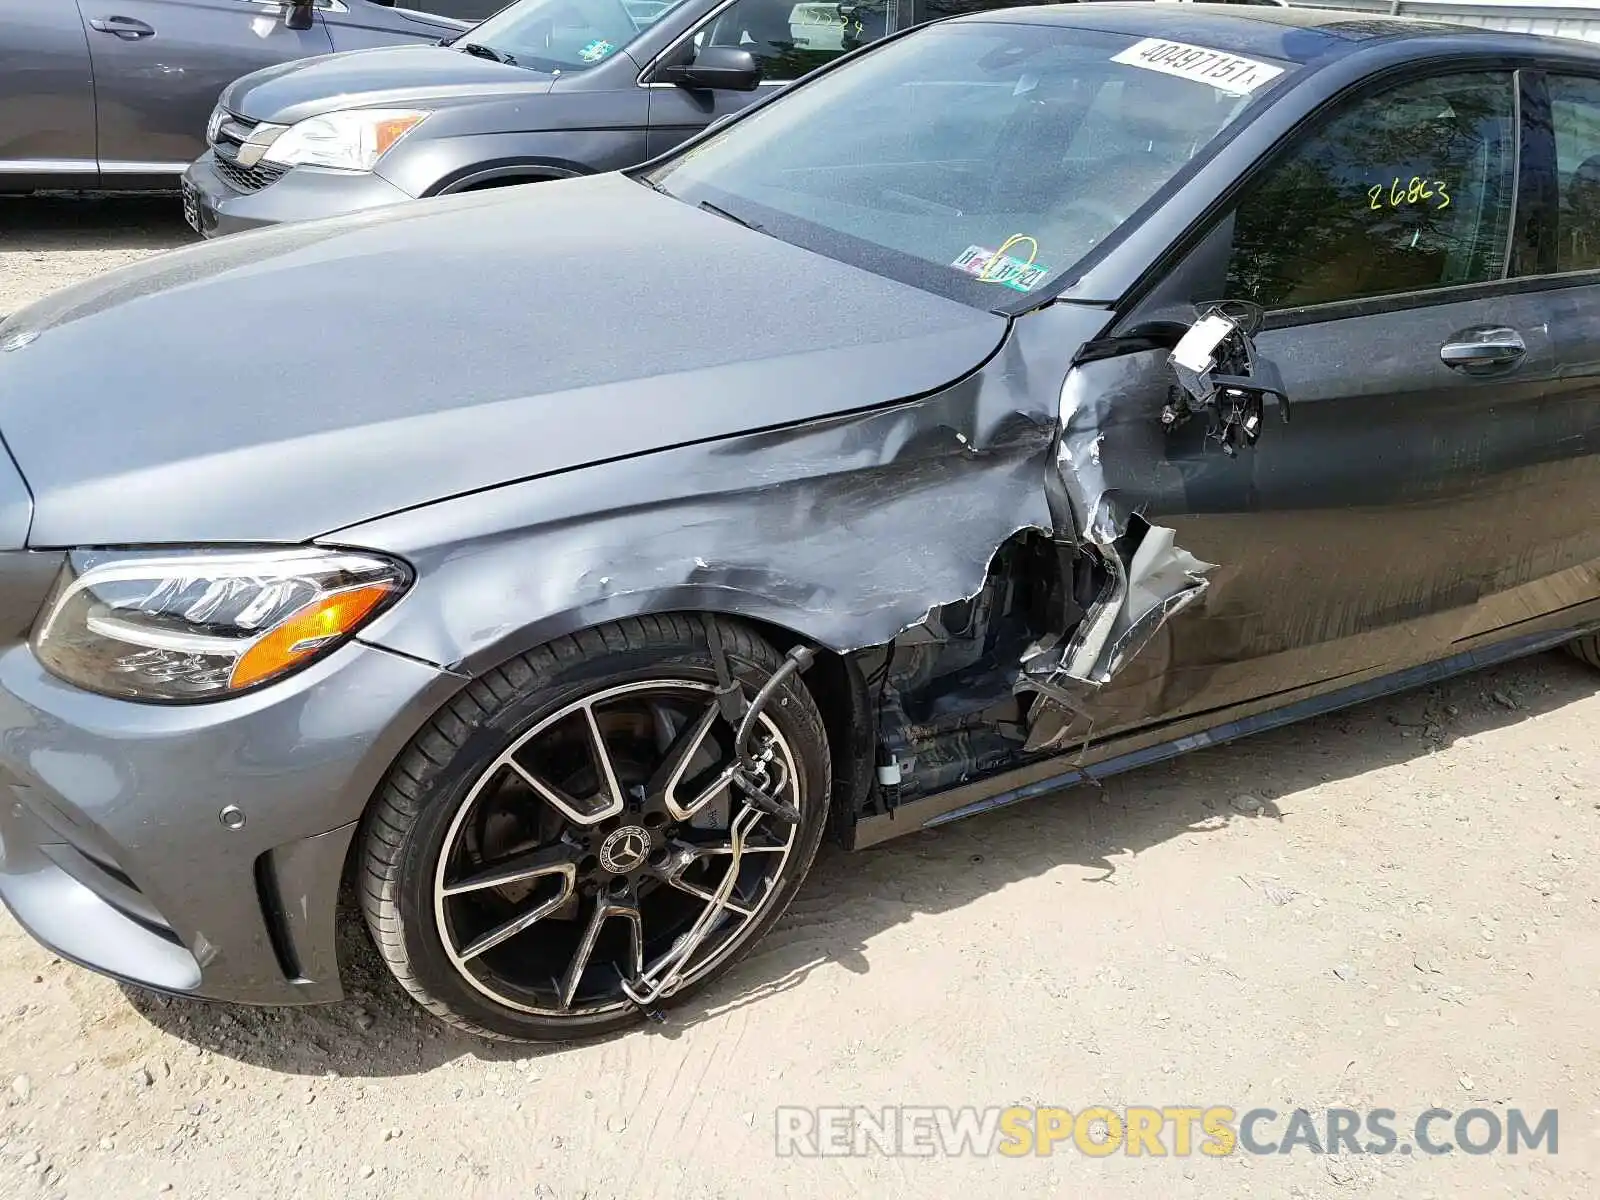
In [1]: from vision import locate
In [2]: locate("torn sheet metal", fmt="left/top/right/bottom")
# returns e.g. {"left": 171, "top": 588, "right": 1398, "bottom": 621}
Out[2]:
{"left": 1017, "top": 512, "right": 1213, "bottom": 750}
{"left": 330, "top": 294, "right": 1274, "bottom": 752}
{"left": 326, "top": 304, "right": 1117, "bottom": 675}
{"left": 1028, "top": 335, "right": 1212, "bottom": 682}
{"left": 1016, "top": 305, "right": 1296, "bottom": 746}
{"left": 1018, "top": 306, "right": 1298, "bottom": 724}
{"left": 1068, "top": 521, "right": 1214, "bottom": 685}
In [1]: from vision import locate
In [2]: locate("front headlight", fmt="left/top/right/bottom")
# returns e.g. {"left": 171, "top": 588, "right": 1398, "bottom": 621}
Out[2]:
{"left": 31, "top": 548, "right": 410, "bottom": 703}
{"left": 259, "top": 108, "right": 430, "bottom": 173}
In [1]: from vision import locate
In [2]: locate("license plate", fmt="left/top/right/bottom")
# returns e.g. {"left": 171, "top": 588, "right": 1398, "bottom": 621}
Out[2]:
{"left": 181, "top": 179, "right": 201, "bottom": 234}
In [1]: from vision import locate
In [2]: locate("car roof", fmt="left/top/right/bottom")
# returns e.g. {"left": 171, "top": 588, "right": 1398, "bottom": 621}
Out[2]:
{"left": 961, "top": 1, "right": 1600, "bottom": 67}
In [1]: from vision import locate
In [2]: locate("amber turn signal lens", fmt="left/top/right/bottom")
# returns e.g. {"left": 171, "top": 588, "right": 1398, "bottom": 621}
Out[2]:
{"left": 374, "top": 114, "right": 426, "bottom": 156}
{"left": 229, "top": 583, "right": 397, "bottom": 691}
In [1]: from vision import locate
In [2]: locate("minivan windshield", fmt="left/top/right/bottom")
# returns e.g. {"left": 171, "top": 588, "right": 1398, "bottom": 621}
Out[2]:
{"left": 464, "top": 0, "right": 691, "bottom": 73}
{"left": 645, "top": 21, "right": 1293, "bottom": 307}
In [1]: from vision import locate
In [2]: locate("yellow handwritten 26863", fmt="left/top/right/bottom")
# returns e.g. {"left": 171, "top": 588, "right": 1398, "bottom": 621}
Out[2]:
{"left": 1368, "top": 176, "right": 1451, "bottom": 212}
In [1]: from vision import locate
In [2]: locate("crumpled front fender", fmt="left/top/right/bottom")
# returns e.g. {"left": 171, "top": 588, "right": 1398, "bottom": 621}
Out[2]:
{"left": 330, "top": 313, "right": 1104, "bottom": 675}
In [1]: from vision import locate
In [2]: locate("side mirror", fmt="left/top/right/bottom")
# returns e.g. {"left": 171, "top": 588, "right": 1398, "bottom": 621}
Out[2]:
{"left": 1162, "top": 304, "right": 1291, "bottom": 456}
{"left": 657, "top": 47, "right": 761, "bottom": 92}
{"left": 284, "top": 1, "right": 315, "bottom": 30}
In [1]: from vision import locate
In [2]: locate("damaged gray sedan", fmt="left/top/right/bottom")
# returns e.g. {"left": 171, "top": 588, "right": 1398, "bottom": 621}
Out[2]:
{"left": 5, "top": 4, "right": 1600, "bottom": 1042}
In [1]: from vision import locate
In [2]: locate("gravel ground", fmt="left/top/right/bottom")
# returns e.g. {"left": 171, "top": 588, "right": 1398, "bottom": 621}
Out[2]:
{"left": 0, "top": 197, "right": 197, "bottom": 314}
{"left": 2, "top": 197, "right": 1598, "bottom": 1200}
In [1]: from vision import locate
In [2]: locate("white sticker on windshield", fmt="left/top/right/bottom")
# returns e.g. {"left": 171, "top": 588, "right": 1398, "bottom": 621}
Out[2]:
{"left": 1111, "top": 38, "right": 1284, "bottom": 96}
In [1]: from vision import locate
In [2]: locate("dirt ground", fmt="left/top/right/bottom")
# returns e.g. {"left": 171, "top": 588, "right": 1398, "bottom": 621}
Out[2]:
{"left": 1, "top": 196, "right": 1598, "bottom": 1200}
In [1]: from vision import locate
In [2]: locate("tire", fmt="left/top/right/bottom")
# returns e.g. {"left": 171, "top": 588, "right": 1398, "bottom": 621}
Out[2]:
{"left": 358, "top": 615, "right": 831, "bottom": 1042}
{"left": 1567, "top": 634, "right": 1600, "bottom": 670}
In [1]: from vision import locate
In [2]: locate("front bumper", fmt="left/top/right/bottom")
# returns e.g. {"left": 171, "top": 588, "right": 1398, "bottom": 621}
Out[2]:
{"left": 0, "top": 636, "right": 459, "bottom": 1004}
{"left": 182, "top": 151, "right": 415, "bottom": 238}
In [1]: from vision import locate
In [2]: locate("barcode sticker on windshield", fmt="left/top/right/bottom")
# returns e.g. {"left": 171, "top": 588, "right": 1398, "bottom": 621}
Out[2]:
{"left": 1111, "top": 38, "right": 1284, "bottom": 96}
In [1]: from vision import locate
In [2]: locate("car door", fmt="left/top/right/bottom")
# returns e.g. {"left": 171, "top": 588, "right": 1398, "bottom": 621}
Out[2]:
{"left": 1461, "top": 68, "right": 1600, "bottom": 640}
{"left": 77, "top": 0, "right": 333, "bottom": 175}
{"left": 1031, "top": 67, "right": 1593, "bottom": 738}
{"left": 1, "top": 1, "right": 98, "bottom": 186}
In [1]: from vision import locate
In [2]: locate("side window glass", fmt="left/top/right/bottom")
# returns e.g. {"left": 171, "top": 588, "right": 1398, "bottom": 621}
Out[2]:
{"left": 1224, "top": 73, "right": 1516, "bottom": 310}
{"left": 1547, "top": 75, "right": 1600, "bottom": 272}
{"left": 701, "top": 0, "right": 882, "bottom": 82}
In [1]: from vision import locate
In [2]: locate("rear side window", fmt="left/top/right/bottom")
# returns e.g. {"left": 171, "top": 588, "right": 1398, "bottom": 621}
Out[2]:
{"left": 1225, "top": 73, "right": 1517, "bottom": 309}
{"left": 1547, "top": 75, "right": 1600, "bottom": 273}
{"left": 694, "top": 0, "right": 1058, "bottom": 85}
{"left": 699, "top": 0, "right": 866, "bottom": 80}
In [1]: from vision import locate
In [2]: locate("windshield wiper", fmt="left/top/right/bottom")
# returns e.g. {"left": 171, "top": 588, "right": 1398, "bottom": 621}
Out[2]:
{"left": 697, "top": 199, "right": 763, "bottom": 233}
{"left": 459, "top": 42, "right": 515, "bottom": 65}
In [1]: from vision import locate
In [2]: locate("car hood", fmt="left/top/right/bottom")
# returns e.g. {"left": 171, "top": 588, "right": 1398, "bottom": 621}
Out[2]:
{"left": 0, "top": 174, "right": 1009, "bottom": 549}
{"left": 220, "top": 44, "right": 555, "bottom": 126}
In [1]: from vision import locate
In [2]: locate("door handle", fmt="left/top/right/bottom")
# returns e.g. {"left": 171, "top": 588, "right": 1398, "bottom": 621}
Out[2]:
{"left": 89, "top": 16, "right": 156, "bottom": 39}
{"left": 1440, "top": 327, "right": 1526, "bottom": 373}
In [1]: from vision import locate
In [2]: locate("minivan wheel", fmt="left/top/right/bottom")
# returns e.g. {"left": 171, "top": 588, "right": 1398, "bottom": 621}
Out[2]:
{"left": 358, "top": 615, "right": 831, "bottom": 1042}
{"left": 1567, "top": 633, "right": 1600, "bottom": 670}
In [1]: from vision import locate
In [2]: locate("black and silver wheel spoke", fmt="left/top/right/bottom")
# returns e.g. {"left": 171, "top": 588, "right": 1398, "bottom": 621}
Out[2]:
{"left": 560, "top": 882, "right": 644, "bottom": 1008}
{"left": 578, "top": 700, "right": 627, "bottom": 816}
{"left": 643, "top": 699, "right": 731, "bottom": 822}
{"left": 432, "top": 678, "right": 802, "bottom": 1018}
{"left": 498, "top": 695, "right": 629, "bottom": 826}
{"left": 676, "top": 832, "right": 792, "bottom": 856}
{"left": 452, "top": 849, "right": 578, "bottom": 962}
{"left": 658, "top": 833, "right": 782, "bottom": 919}
{"left": 442, "top": 842, "right": 577, "bottom": 898}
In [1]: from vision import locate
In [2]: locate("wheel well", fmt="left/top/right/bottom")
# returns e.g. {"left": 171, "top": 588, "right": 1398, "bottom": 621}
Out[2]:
{"left": 736, "top": 616, "right": 876, "bottom": 845}
{"left": 450, "top": 173, "right": 560, "bottom": 194}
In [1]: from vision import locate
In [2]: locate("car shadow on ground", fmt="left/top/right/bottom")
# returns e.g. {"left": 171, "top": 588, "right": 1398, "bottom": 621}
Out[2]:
{"left": 119, "top": 651, "right": 1597, "bottom": 1076}
{"left": 0, "top": 195, "right": 195, "bottom": 253}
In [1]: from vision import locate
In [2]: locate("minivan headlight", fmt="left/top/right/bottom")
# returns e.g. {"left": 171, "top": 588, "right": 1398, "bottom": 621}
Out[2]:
{"left": 31, "top": 548, "right": 410, "bottom": 702}
{"left": 260, "top": 108, "right": 430, "bottom": 172}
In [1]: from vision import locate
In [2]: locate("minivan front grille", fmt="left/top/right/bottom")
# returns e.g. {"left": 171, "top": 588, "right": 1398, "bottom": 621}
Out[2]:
{"left": 210, "top": 111, "right": 288, "bottom": 194}
{"left": 212, "top": 153, "right": 287, "bottom": 194}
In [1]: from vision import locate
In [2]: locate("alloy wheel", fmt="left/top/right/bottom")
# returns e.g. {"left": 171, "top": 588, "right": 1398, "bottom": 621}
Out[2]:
{"left": 430, "top": 679, "right": 802, "bottom": 1017}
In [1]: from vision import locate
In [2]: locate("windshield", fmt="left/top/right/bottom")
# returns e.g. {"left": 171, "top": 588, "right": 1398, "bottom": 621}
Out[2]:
{"left": 465, "top": 0, "right": 692, "bottom": 73}
{"left": 646, "top": 22, "right": 1293, "bottom": 307}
